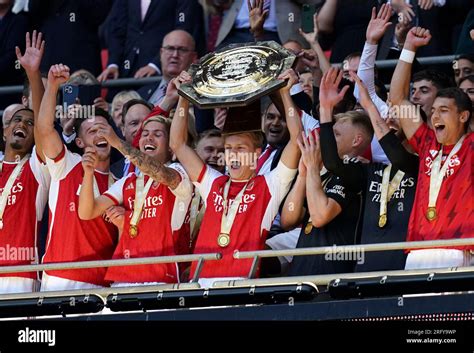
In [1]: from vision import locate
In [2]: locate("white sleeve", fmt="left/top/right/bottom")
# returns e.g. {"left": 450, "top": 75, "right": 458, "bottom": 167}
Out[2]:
{"left": 29, "top": 146, "right": 51, "bottom": 190}
{"left": 354, "top": 42, "right": 389, "bottom": 119}
{"left": 29, "top": 146, "right": 51, "bottom": 221}
{"left": 301, "top": 111, "right": 320, "bottom": 136}
{"left": 192, "top": 165, "right": 222, "bottom": 206}
{"left": 371, "top": 136, "right": 390, "bottom": 164}
{"left": 44, "top": 145, "right": 82, "bottom": 181}
{"left": 261, "top": 161, "right": 297, "bottom": 231}
{"left": 168, "top": 163, "right": 193, "bottom": 199}
{"left": 103, "top": 174, "right": 128, "bottom": 205}
{"left": 290, "top": 82, "right": 304, "bottom": 96}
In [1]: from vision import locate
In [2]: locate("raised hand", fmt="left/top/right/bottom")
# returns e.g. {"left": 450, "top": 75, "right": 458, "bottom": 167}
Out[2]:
{"left": 350, "top": 72, "right": 375, "bottom": 111}
{"left": 405, "top": 26, "right": 432, "bottom": 51}
{"left": 391, "top": 0, "right": 415, "bottom": 24}
{"left": 16, "top": 30, "right": 45, "bottom": 73}
{"left": 366, "top": 4, "right": 392, "bottom": 45}
{"left": 96, "top": 122, "right": 121, "bottom": 148}
{"left": 278, "top": 68, "right": 299, "bottom": 92}
{"left": 82, "top": 147, "right": 98, "bottom": 174}
{"left": 299, "top": 49, "right": 320, "bottom": 71}
{"left": 298, "top": 11, "right": 319, "bottom": 45}
{"left": 319, "top": 67, "right": 350, "bottom": 109}
{"left": 297, "top": 149, "right": 307, "bottom": 178}
{"left": 248, "top": 0, "right": 269, "bottom": 38}
{"left": 297, "top": 130, "right": 322, "bottom": 171}
{"left": 48, "top": 64, "right": 70, "bottom": 88}
{"left": 93, "top": 97, "right": 109, "bottom": 112}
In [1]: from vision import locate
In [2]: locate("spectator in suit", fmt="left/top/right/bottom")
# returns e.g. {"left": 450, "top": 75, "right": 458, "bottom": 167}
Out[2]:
{"left": 27, "top": 0, "right": 112, "bottom": 76}
{"left": 215, "top": 0, "right": 321, "bottom": 49}
{"left": 0, "top": 0, "right": 28, "bottom": 109}
{"left": 138, "top": 30, "right": 198, "bottom": 107}
{"left": 98, "top": 0, "right": 204, "bottom": 81}
{"left": 137, "top": 29, "right": 217, "bottom": 135}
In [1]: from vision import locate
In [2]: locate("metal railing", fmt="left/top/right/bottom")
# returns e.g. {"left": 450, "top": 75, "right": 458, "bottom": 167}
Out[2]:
{"left": 213, "top": 266, "right": 474, "bottom": 287}
{"left": 0, "top": 252, "right": 221, "bottom": 284}
{"left": 0, "top": 54, "right": 457, "bottom": 97}
{"left": 0, "top": 76, "right": 163, "bottom": 96}
{"left": 234, "top": 238, "right": 474, "bottom": 279}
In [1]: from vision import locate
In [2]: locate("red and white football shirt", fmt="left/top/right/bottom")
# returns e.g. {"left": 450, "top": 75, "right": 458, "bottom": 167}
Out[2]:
{"left": 43, "top": 146, "right": 118, "bottom": 286}
{"left": 408, "top": 125, "right": 474, "bottom": 246}
{"left": 190, "top": 162, "right": 297, "bottom": 279}
{"left": 103, "top": 163, "right": 192, "bottom": 284}
{"left": 0, "top": 147, "right": 50, "bottom": 279}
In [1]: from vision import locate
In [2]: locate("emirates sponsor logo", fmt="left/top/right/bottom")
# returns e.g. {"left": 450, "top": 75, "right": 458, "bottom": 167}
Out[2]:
{"left": 424, "top": 154, "right": 461, "bottom": 178}
{"left": 211, "top": 191, "right": 256, "bottom": 213}
{"left": 0, "top": 182, "right": 23, "bottom": 206}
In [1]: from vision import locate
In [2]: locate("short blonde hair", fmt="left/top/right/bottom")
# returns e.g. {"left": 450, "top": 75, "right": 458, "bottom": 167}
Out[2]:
{"left": 223, "top": 131, "right": 264, "bottom": 149}
{"left": 142, "top": 115, "right": 172, "bottom": 134}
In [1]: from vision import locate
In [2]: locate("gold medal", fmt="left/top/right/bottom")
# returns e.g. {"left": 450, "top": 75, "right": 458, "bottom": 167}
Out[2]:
{"left": 304, "top": 222, "right": 313, "bottom": 234}
{"left": 426, "top": 207, "right": 437, "bottom": 221}
{"left": 217, "top": 233, "right": 230, "bottom": 247}
{"left": 129, "top": 225, "right": 138, "bottom": 238}
{"left": 378, "top": 214, "right": 387, "bottom": 228}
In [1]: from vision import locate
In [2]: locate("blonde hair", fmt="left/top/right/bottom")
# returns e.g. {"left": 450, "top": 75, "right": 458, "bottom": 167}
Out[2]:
{"left": 111, "top": 90, "right": 141, "bottom": 115}
{"left": 143, "top": 115, "right": 172, "bottom": 132}
{"left": 223, "top": 131, "right": 264, "bottom": 149}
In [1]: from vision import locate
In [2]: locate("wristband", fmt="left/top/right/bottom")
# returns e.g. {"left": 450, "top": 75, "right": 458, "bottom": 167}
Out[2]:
{"left": 399, "top": 49, "right": 415, "bottom": 64}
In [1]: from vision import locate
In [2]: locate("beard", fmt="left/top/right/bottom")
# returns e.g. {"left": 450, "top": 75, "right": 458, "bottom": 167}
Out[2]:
{"left": 9, "top": 141, "right": 24, "bottom": 150}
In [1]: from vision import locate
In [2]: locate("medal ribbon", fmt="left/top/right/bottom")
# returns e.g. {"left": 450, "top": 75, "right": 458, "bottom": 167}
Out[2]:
{"left": 379, "top": 164, "right": 405, "bottom": 221}
{"left": 219, "top": 178, "right": 249, "bottom": 238}
{"left": 0, "top": 155, "right": 30, "bottom": 229}
{"left": 130, "top": 173, "right": 154, "bottom": 230}
{"left": 428, "top": 135, "right": 465, "bottom": 210}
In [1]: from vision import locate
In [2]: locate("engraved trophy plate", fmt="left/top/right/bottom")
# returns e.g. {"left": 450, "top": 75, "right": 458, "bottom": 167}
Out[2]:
{"left": 178, "top": 41, "right": 296, "bottom": 108}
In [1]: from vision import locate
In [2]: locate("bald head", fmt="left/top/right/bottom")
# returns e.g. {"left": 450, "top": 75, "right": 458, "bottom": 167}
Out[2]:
{"left": 160, "top": 30, "right": 197, "bottom": 81}
{"left": 2, "top": 104, "right": 25, "bottom": 126}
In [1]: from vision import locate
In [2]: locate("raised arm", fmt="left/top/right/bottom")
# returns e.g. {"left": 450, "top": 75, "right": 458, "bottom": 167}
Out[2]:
{"left": 78, "top": 147, "right": 115, "bottom": 220}
{"left": 248, "top": 0, "right": 268, "bottom": 41}
{"left": 97, "top": 123, "right": 182, "bottom": 189}
{"left": 351, "top": 72, "right": 390, "bottom": 140}
{"left": 37, "top": 64, "right": 70, "bottom": 160}
{"left": 317, "top": 0, "right": 338, "bottom": 33}
{"left": 16, "top": 30, "right": 46, "bottom": 161}
{"left": 169, "top": 73, "right": 205, "bottom": 182}
{"left": 299, "top": 131, "right": 342, "bottom": 227}
{"left": 280, "top": 160, "right": 307, "bottom": 230}
{"left": 354, "top": 5, "right": 392, "bottom": 117}
{"left": 390, "top": 27, "right": 431, "bottom": 139}
{"left": 298, "top": 12, "right": 331, "bottom": 75}
{"left": 278, "top": 69, "right": 303, "bottom": 170}
{"left": 318, "top": 68, "right": 364, "bottom": 191}
{"left": 352, "top": 72, "right": 419, "bottom": 174}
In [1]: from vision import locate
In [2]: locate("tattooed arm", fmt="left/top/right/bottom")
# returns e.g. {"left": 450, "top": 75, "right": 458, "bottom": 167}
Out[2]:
{"left": 115, "top": 139, "right": 181, "bottom": 189}
{"left": 97, "top": 123, "right": 181, "bottom": 189}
